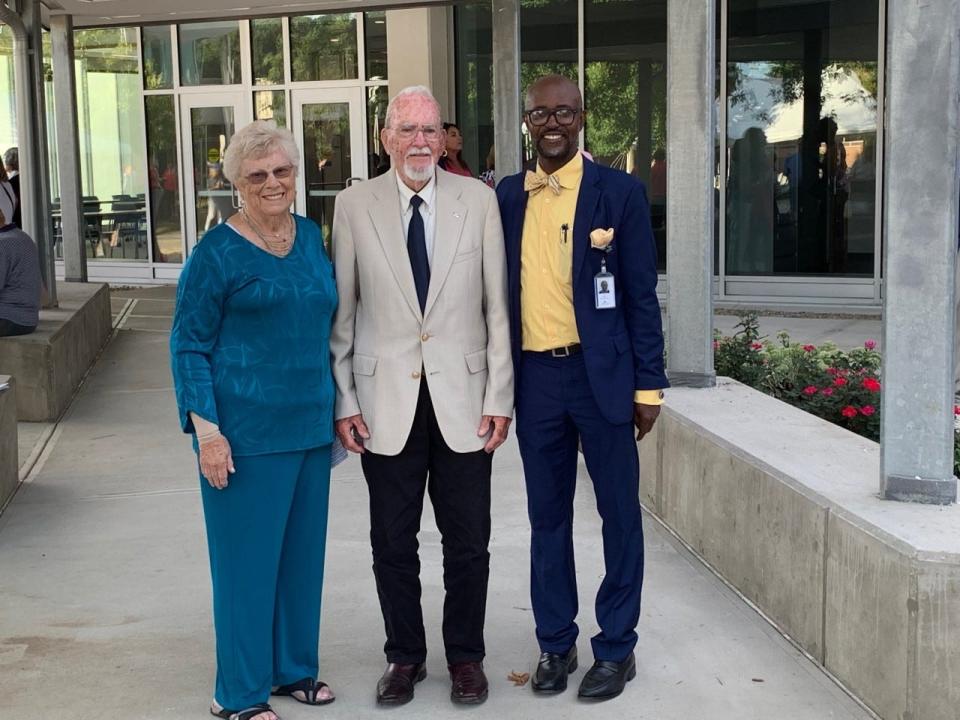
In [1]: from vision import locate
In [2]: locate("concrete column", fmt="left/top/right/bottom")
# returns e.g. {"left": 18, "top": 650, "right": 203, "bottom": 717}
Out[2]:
{"left": 491, "top": 0, "right": 520, "bottom": 179}
{"left": 880, "top": 1, "right": 959, "bottom": 504}
{"left": 385, "top": 8, "right": 454, "bottom": 117}
{"left": 665, "top": 0, "right": 715, "bottom": 387}
{"left": 50, "top": 14, "right": 86, "bottom": 283}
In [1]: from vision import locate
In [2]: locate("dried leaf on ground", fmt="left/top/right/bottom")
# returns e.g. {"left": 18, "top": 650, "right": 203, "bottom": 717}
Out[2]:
{"left": 507, "top": 671, "right": 530, "bottom": 686}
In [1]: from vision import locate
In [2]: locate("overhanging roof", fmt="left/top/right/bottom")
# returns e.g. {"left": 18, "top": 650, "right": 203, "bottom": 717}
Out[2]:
{"left": 46, "top": 0, "right": 450, "bottom": 28}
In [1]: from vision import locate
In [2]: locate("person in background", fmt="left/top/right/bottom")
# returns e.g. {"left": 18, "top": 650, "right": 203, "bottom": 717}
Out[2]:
{"left": 170, "top": 120, "right": 337, "bottom": 720}
{"left": 438, "top": 122, "right": 473, "bottom": 178}
{"left": 479, "top": 145, "right": 496, "bottom": 189}
{"left": 0, "top": 202, "right": 41, "bottom": 338}
{"left": 3, "top": 148, "right": 20, "bottom": 229}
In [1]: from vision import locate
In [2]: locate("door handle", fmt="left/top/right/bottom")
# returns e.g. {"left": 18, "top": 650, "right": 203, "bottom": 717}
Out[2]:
{"left": 345, "top": 177, "right": 363, "bottom": 188}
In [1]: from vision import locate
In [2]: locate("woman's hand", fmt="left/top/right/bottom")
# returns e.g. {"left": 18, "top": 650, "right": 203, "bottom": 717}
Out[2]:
{"left": 199, "top": 434, "right": 236, "bottom": 489}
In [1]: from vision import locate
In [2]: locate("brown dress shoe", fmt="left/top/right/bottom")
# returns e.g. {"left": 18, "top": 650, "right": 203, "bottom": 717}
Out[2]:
{"left": 448, "top": 661, "right": 488, "bottom": 705}
{"left": 376, "top": 662, "right": 427, "bottom": 706}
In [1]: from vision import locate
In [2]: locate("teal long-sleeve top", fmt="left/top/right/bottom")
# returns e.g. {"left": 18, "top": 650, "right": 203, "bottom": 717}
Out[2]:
{"left": 170, "top": 215, "right": 337, "bottom": 456}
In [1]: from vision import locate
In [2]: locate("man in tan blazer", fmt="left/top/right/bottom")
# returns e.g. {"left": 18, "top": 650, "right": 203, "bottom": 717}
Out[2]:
{"left": 330, "top": 86, "right": 513, "bottom": 707}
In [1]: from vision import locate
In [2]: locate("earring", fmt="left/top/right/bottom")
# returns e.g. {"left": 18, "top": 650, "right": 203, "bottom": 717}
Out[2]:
{"left": 441, "top": 150, "right": 448, "bottom": 158}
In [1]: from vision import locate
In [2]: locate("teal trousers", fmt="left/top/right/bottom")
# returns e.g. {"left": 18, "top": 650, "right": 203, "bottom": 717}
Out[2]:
{"left": 199, "top": 445, "right": 332, "bottom": 710}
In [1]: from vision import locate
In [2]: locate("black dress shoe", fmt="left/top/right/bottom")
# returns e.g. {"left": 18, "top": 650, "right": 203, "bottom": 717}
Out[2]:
{"left": 532, "top": 646, "right": 578, "bottom": 694}
{"left": 448, "top": 661, "right": 488, "bottom": 704}
{"left": 376, "top": 662, "right": 427, "bottom": 706}
{"left": 577, "top": 653, "right": 636, "bottom": 702}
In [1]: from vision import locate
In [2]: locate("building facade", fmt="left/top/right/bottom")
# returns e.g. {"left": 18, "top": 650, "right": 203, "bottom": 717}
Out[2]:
{"left": 1, "top": 0, "right": 885, "bottom": 306}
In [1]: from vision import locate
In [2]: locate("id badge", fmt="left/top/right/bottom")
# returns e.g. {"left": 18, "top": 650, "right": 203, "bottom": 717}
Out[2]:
{"left": 594, "top": 271, "right": 616, "bottom": 309}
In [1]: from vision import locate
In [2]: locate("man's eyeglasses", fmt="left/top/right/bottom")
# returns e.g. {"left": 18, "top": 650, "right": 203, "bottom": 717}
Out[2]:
{"left": 245, "top": 165, "right": 294, "bottom": 185}
{"left": 392, "top": 124, "right": 443, "bottom": 142}
{"left": 524, "top": 108, "right": 581, "bottom": 127}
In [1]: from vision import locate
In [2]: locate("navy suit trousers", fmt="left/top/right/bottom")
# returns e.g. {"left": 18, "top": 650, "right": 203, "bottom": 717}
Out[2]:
{"left": 516, "top": 350, "right": 644, "bottom": 662}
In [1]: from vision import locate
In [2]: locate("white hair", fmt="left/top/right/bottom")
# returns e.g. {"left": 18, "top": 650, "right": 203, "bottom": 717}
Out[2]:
{"left": 384, "top": 86, "right": 441, "bottom": 128}
{"left": 223, "top": 120, "right": 300, "bottom": 184}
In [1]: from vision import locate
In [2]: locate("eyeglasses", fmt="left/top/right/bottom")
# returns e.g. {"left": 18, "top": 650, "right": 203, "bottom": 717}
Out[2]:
{"left": 391, "top": 124, "right": 443, "bottom": 142}
{"left": 524, "top": 108, "right": 581, "bottom": 127}
{"left": 244, "top": 165, "right": 294, "bottom": 185}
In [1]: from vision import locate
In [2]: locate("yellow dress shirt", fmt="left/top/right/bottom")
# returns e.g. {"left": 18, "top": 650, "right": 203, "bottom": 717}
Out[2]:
{"left": 520, "top": 153, "right": 663, "bottom": 406}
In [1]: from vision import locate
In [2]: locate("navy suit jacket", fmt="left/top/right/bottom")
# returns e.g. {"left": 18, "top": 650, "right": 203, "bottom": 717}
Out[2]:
{"left": 496, "top": 157, "right": 668, "bottom": 425}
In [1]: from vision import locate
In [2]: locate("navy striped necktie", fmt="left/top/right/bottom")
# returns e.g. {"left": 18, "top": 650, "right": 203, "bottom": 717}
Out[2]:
{"left": 407, "top": 194, "right": 430, "bottom": 312}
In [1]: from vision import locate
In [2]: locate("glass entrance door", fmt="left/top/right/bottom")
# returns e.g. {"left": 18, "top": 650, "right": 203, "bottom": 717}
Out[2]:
{"left": 180, "top": 92, "right": 250, "bottom": 256}
{"left": 291, "top": 88, "right": 367, "bottom": 242}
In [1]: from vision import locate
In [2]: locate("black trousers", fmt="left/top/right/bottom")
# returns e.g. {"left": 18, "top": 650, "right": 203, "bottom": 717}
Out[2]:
{"left": 360, "top": 380, "right": 492, "bottom": 665}
{"left": 0, "top": 318, "right": 35, "bottom": 337}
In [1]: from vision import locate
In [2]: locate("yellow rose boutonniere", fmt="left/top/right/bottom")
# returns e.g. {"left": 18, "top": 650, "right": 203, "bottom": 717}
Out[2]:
{"left": 590, "top": 227, "right": 614, "bottom": 252}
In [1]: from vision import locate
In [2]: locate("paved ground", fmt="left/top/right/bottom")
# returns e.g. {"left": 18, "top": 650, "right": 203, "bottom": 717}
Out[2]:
{"left": 1, "top": 287, "right": 876, "bottom": 719}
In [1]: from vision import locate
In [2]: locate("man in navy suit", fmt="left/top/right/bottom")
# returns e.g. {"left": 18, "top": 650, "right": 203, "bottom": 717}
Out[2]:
{"left": 496, "top": 75, "right": 668, "bottom": 702}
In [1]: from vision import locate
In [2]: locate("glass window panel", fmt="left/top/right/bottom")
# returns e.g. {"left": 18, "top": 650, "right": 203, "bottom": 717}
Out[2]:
{"left": 364, "top": 11, "right": 388, "bottom": 81}
{"left": 301, "top": 102, "right": 352, "bottom": 242}
{"left": 251, "top": 18, "right": 283, "bottom": 86}
{"left": 73, "top": 28, "right": 148, "bottom": 261}
{"left": 254, "top": 90, "right": 287, "bottom": 127}
{"left": 290, "top": 14, "right": 358, "bottom": 82}
{"left": 142, "top": 25, "right": 173, "bottom": 89}
{"left": 520, "top": 0, "right": 578, "bottom": 164}
{"left": 190, "top": 106, "right": 236, "bottom": 242}
{"left": 145, "top": 95, "right": 183, "bottom": 263}
{"left": 725, "top": 0, "right": 879, "bottom": 277}
{"left": 454, "top": 3, "right": 494, "bottom": 184}
{"left": 178, "top": 21, "right": 241, "bottom": 86}
{"left": 584, "top": 0, "right": 667, "bottom": 272}
{"left": 366, "top": 85, "right": 389, "bottom": 177}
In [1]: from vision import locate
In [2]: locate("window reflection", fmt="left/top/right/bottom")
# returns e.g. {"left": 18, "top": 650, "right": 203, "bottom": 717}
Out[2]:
{"left": 179, "top": 21, "right": 241, "bottom": 86}
{"left": 145, "top": 95, "right": 183, "bottom": 263}
{"left": 366, "top": 85, "right": 390, "bottom": 177}
{"left": 251, "top": 18, "right": 283, "bottom": 86}
{"left": 255, "top": 90, "right": 287, "bottom": 128}
{"left": 726, "top": 1, "right": 879, "bottom": 276}
{"left": 364, "top": 12, "right": 388, "bottom": 81}
{"left": 69, "top": 28, "right": 148, "bottom": 261}
{"left": 290, "top": 14, "right": 358, "bottom": 82}
{"left": 584, "top": 0, "right": 667, "bottom": 271}
{"left": 142, "top": 26, "right": 173, "bottom": 90}
{"left": 454, "top": 2, "right": 494, "bottom": 183}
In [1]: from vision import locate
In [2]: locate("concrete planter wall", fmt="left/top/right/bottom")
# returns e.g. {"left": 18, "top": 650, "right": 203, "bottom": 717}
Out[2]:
{"left": 640, "top": 379, "right": 960, "bottom": 720}
{"left": 0, "top": 282, "right": 111, "bottom": 421}
{"left": 0, "top": 376, "right": 15, "bottom": 512}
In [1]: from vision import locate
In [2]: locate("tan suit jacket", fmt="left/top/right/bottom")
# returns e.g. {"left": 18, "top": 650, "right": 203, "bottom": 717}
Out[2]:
{"left": 330, "top": 169, "right": 514, "bottom": 456}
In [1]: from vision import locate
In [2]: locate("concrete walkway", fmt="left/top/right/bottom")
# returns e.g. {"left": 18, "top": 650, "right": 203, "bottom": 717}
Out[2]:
{"left": 1, "top": 287, "right": 875, "bottom": 719}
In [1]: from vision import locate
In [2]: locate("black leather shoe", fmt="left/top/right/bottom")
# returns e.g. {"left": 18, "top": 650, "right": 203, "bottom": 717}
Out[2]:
{"left": 449, "top": 661, "right": 489, "bottom": 705}
{"left": 531, "top": 646, "right": 578, "bottom": 694}
{"left": 376, "top": 662, "right": 427, "bottom": 706}
{"left": 577, "top": 653, "right": 636, "bottom": 702}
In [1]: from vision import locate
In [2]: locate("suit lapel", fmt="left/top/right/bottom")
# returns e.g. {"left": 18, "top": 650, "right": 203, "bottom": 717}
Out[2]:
{"left": 572, "top": 159, "right": 601, "bottom": 285}
{"left": 368, "top": 172, "right": 423, "bottom": 320}
{"left": 424, "top": 172, "right": 467, "bottom": 319}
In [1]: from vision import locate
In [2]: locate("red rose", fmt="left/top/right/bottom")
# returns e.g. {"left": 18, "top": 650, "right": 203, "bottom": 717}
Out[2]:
{"left": 841, "top": 406, "right": 858, "bottom": 418}
{"left": 802, "top": 344, "right": 816, "bottom": 352}
{"left": 862, "top": 377, "right": 881, "bottom": 392}
{"left": 821, "top": 387, "right": 834, "bottom": 397}
{"left": 803, "top": 386, "right": 818, "bottom": 396}
{"left": 751, "top": 342, "right": 763, "bottom": 351}
{"left": 955, "top": 405, "right": 960, "bottom": 416}
{"left": 864, "top": 339, "right": 877, "bottom": 350}
{"left": 833, "top": 377, "right": 847, "bottom": 387}
{"left": 860, "top": 405, "right": 876, "bottom": 416}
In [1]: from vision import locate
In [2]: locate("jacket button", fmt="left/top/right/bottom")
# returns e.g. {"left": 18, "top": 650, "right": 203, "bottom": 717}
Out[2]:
{"left": 421, "top": 333, "right": 430, "bottom": 342}
{"left": 411, "top": 371, "right": 421, "bottom": 379}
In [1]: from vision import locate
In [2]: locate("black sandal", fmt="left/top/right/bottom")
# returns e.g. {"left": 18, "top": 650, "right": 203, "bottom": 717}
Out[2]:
{"left": 272, "top": 677, "right": 336, "bottom": 706}
{"left": 210, "top": 702, "right": 279, "bottom": 720}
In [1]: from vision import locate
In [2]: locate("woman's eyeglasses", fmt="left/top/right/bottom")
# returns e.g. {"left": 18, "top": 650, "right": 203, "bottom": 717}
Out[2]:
{"left": 245, "top": 165, "right": 294, "bottom": 185}
{"left": 524, "top": 108, "right": 581, "bottom": 127}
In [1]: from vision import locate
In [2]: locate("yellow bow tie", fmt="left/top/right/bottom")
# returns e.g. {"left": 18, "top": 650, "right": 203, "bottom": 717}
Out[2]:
{"left": 524, "top": 170, "right": 561, "bottom": 196}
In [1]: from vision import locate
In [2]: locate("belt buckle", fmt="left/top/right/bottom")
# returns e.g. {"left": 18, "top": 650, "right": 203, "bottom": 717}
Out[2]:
{"left": 551, "top": 345, "right": 571, "bottom": 358}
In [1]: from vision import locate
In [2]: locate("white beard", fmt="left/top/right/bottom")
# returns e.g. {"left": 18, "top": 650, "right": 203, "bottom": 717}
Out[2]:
{"left": 403, "top": 160, "right": 435, "bottom": 183}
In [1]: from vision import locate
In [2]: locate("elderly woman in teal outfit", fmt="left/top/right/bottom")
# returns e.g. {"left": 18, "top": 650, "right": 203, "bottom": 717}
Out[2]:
{"left": 170, "top": 120, "right": 337, "bottom": 720}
